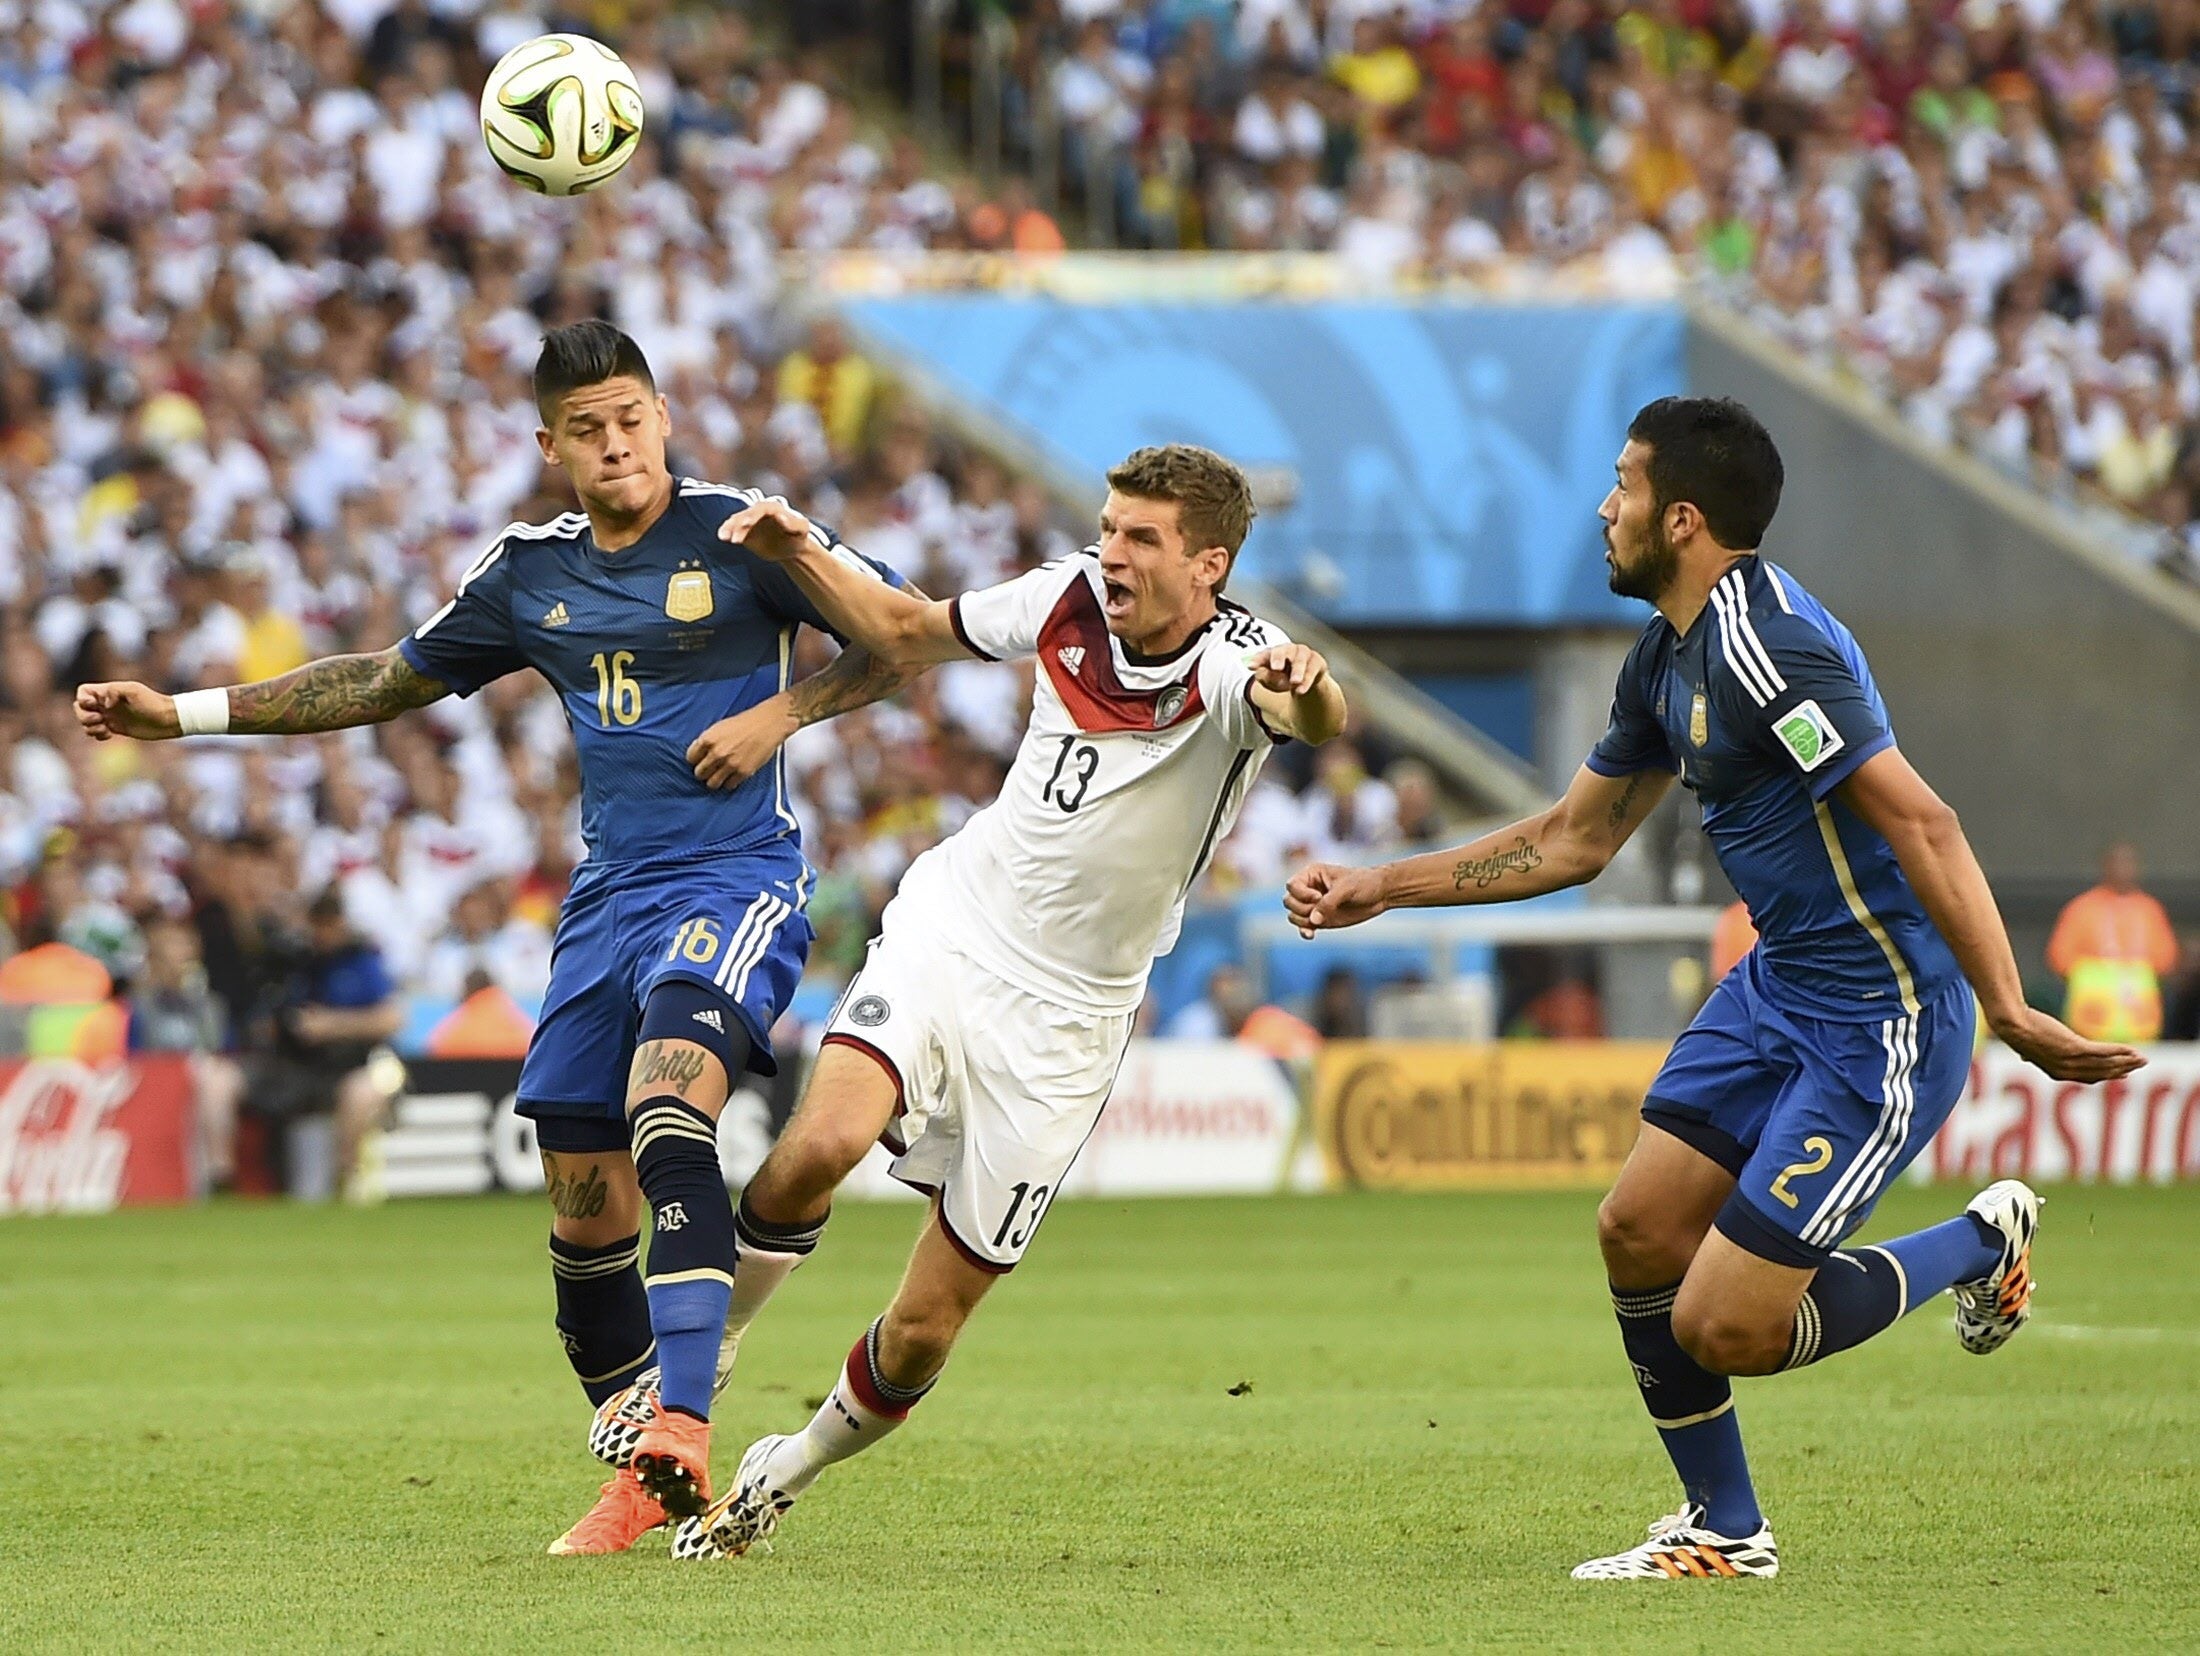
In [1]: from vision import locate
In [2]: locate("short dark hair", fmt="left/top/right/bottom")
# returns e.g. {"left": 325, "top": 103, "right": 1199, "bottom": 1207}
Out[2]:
{"left": 1105, "top": 444, "right": 1256, "bottom": 579}
{"left": 533, "top": 320, "right": 654, "bottom": 424}
{"left": 1626, "top": 396, "right": 1784, "bottom": 550}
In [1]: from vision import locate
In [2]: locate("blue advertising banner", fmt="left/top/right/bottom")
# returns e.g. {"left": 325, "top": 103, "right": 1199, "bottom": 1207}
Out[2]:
{"left": 841, "top": 297, "right": 1684, "bottom": 626}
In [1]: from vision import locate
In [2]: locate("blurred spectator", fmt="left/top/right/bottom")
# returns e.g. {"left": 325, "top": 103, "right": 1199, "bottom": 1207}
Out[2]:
{"left": 418, "top": 879, "right": 551, "bottom": 1006}
{"left": 1167, "top": 962, "right": 1258, "bottom": 1039}
{"left": 2047, "top": 842, "right": 2179, "bottom": 1041}
{"left": 774, "top": 316, "right": 879, "bottom": 459}
{"left": 1310, "top": 964, "right": 1367, "bottom": 1040}
{"left": 249, "top": 891, "right": 400, "bottom": 1200}
{"left": 129, "top": 913, "right": 243, "bottom": 1191}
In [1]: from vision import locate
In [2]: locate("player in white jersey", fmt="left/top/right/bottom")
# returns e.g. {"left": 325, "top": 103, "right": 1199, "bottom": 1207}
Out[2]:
{"left": 634, "top": 445, "right": 1348, "bottom": 1559}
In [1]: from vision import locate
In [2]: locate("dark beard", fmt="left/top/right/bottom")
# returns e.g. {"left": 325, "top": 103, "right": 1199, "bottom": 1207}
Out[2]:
{"left": 1607, "top": 519, "right": 1679, "bottom": 601}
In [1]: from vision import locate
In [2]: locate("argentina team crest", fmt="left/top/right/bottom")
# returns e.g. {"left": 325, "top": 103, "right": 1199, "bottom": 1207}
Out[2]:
{"left": 1154, "top": 685, "right": 1188, "bottom": 727}
{"left": 1689, "top": 691, "right": 1708, "bottom": 748}
{"left": 665, "top": 568, "right": 714, "bottom": 622}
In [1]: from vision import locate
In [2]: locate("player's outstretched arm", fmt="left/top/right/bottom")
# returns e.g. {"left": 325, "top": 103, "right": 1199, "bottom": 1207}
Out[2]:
{"left": 76, "top": 647, "right": 452, "bottom": 742}
{"left": 1836, "top": 748, "right": 2145, "bottom": 1083}
{"left": 687, "top": 583, "right": 934, "bottom": 794}
{"left": 1285, "top": 763, "right": 1670, "bottom": 935}
{"left": 717, "top": 500, "right": 967, "bottom": 665}
{"left": 1246, "top": 644, "right": 1348, "bottom": 745}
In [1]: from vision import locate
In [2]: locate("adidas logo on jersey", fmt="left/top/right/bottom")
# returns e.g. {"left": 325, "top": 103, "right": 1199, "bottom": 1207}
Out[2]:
{"left": 692, "top": 1008, "right": 724, "bottom": 1034}
{"left": 1057, "top": 645, "right": 1086, "bottom": 675}
{"left": 542, "top": 601, "right": 571, "bottom": 628}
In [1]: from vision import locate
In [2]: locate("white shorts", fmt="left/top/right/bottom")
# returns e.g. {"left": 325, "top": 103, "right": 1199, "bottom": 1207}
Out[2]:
{"left": 821, "top": 927, "right": 1134, "bottom": 1271}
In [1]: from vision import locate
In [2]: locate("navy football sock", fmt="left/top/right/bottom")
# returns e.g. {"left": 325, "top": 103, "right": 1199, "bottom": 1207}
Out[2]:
{"left": 1612, "top": 1282, "right": 1763, "bottom": 1536}
{"left": 1782, "top": 1217, "right": 2000, "bottom": 1370}
{"left": 1882, "top": 1213, "right": 2003, "bottom": 1295}
{"left": 632, "top": 1095, "right": 735, "bottom": 1420}
{"left": 548, "top": 1232, "right": 654, "bottom": 1407}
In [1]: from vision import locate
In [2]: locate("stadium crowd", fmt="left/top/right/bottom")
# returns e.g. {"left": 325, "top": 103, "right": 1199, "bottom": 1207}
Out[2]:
{"left": 862, "top": 0, "right": 2200, "bottom": 575}
{"left": 0, "top": 0, "right": 1430, "bottom": 1169}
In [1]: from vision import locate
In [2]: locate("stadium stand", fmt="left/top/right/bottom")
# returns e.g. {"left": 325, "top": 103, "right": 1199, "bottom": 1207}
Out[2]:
{"left": 840, "top": 0, "right": 2200, "bottom": 581}
{"left": 0, "top": 1, "right": 1438, "bottom": 1087}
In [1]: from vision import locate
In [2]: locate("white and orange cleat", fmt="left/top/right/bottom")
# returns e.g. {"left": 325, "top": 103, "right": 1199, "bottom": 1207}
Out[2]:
{"left": 588, "top": 1367, "right": 660, "bottom": 1469}
{"left": 1571, "top": 1503, "right": 1779, "bottom": 1580}
{"left": 546, "top": 1468, "right": 667, "bottom": 1556}
{"left": 670, "top": 1433, "right": 808, "bottom": 1561}
{"left": 1953, "top": 1179, "right": 2042, "bottom": 1355}
{"left": 629, "top": 1408, "right": 713, "bottom": 1519}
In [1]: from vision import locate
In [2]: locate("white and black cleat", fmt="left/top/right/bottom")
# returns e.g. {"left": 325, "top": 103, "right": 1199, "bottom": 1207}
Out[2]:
{"left": 1952, "top": 1179, "right": 2041, "bottom": 1355}
{"left": 1572, "top": 1503, "right": 1778, "bottom": 1580}
{"left": 587, "top": 1366, "right": 660, "bottom": 1468}
{"left": 671, "top": 1434, "right": 804, "bottom": 1560}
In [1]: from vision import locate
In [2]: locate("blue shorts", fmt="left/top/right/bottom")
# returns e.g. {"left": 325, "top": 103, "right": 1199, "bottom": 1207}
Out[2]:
{"left": 1644, "top": 954, "right": 1975, "bottom": 1267}
{"left": 517, "top": 845, "right": 814, "bottom": 1144}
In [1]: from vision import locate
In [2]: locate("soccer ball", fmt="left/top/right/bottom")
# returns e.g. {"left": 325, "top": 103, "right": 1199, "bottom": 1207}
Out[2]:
{"left": 479, "top": 33, "right": 645, "bottom": 197}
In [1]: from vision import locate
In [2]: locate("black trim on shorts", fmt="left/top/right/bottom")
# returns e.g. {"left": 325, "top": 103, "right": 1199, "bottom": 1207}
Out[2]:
{"left": 1715, "top": 1190, "right": 1834, "bottom": 1270}
{"left": 527, "top": 1106, "right": 633, "bottom": 1155}
{"left": 933, "top": 1198, "right": 1015, "bottom": 1275}
{"left": 1642, "top": 1100, "right": 1749, "bottom": 1176}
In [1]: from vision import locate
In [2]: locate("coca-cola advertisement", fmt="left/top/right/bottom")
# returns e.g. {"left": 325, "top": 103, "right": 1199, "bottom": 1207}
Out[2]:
{"left": 0, "top": 1058, "right": 197, "bottom": 1217}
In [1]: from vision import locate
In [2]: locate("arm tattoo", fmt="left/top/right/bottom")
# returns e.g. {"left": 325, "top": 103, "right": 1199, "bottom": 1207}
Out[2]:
{"left": 786, "top": 644, "right": 926, "bottom": 728}
{"left": 226, "top": 646, "right": 451, "bottom": 735}
{"left": 1452, "top": 836, "right": 1545, "bottom": 891}
{"left": 1604, "top": 773, "right": 1648, "bottom": 839}
{"left": 786, "top": 582, "right": 934, "bottom": 728}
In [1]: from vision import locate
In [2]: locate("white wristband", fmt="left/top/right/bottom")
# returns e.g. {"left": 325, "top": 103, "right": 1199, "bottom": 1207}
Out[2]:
{"left": 173, "top": 688, "right": 231, "bottom": 737}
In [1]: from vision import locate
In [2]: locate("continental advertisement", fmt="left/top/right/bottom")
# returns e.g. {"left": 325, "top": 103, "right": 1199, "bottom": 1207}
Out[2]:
{"left": 1313, "top": 1041, "right": 1669, "bottom": 1190}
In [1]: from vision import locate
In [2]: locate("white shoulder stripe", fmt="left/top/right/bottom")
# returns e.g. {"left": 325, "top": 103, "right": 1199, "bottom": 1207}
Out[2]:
{"left": 1763, "top": 563, "right": 1795, "bottom": 614}
{"left": 1709, "top": 581, "right": 1776, "bottom": 706}
{"left": 1722, "top": 570, "right": 1788, "bottom": 698}
{"left": 678, "top": 478, "right": 763, "bottom": 501}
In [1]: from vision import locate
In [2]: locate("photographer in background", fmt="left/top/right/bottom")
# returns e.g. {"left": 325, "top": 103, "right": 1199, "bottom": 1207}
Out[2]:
{"left": 247, "top": 892, "right": 401, "bottom": 1202}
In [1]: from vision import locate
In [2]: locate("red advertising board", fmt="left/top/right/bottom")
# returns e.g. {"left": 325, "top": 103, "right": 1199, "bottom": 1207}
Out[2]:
{"left": 1919, "top": 1047, "right": 2200, "bottom": 1185}
{"left": 0, "top": 1058, "right": 197, "bottom": 1216}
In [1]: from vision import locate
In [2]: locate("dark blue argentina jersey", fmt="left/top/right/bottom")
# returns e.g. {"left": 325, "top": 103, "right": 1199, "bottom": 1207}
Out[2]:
{"left": 399, "top": 478, "right": 902, "bottom": 866}
{"left": 1588, "top": 555, "right": 1961, "bottom": 1022}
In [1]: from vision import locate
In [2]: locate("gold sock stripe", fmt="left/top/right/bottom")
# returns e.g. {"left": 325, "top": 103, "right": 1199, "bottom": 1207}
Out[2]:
{"left": 1780, "top": 1294, "right": 1822, "bottom": 1371}
{"left": 1862, "top": 1244, "right": 1909, "bottom": 1317}
{"left": 575, "top": 1341, "right": 656, "bottom": 1384}
{"left": 1612, "top": 1288, "right": 1681, "bottom": 1318}
{"left": 1651, "top": 1396, "right": 1735, "bottom": 1430}
{"left": 645, "top": 1267, "right": 736, "bottom": 1291}
{"left": 551, "top": 1251, "right": 641, "bottom": 1280}
{"left": 630, "top": 1115, "right": 718, "bottom": 1160}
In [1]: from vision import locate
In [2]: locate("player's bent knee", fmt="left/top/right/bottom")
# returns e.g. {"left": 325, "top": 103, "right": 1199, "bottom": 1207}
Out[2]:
{"left": 1672, "top": 1302, "right": 1787, "bottom": 1377}
{"left": 1596, "top": 1192, "right": 1698, "bottom": 1282}
{"left": 878, "top": 1295, "right": 969, "bottom": 1377}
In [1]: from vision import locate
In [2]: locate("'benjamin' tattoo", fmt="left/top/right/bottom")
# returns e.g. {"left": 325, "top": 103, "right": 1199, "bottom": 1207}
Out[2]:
{"left": 1453, "top": 837, "right": 1545, "bottom": 891}
{"left": 1605, "top": 772, "right": 1648, "bottom": 837}
{"left": 546, "top": 1161, "right": 609, "bottom": 1220}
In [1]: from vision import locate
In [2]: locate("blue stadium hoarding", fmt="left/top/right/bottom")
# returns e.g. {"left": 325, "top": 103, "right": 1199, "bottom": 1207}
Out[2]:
{"left": 840, "top": 295, "right": 1685, "bottom": 627}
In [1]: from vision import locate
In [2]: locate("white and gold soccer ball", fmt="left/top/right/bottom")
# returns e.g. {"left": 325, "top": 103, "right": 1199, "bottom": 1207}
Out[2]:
{"left": 479, "top": 33, "right": 645, "bottom": 196}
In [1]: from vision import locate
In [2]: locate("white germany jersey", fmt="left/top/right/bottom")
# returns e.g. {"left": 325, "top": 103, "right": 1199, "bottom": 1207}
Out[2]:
{"left": 884, "top": 552, "right": 1290, "bottom": 1016}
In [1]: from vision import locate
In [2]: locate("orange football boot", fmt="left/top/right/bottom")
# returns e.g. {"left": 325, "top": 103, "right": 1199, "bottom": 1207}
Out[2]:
{"left": 629, "top": 1409, "right": 714, "bottom": 1518}
{"left": 546, "top": 1468, "right": 668, "bottom": 1556}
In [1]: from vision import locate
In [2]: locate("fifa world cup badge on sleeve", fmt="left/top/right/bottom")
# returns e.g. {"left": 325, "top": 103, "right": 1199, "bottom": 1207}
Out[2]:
{"left": 1773, "top": 699, "right": 1845, "bottom": 772}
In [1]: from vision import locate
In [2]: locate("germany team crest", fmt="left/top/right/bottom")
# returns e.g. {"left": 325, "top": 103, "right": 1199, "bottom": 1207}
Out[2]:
{"left": 666, "top": 569, "right": 714, "bottom": 622}
{"left": 1154, "top": 685, "right": 1188, "bottom": 727}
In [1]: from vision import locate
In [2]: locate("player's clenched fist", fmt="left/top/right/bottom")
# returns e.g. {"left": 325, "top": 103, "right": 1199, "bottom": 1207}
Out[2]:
{"left": 75, "top": 681, "right": 180, "bottom": 742}
{"left": 1284, "top": 861, "right": 1387, "bottom": 937}
{"left": 686, "top": 702, "right": 792, "bottom": 791}
{"left": 1248, "top": 643, "right": 1330, "bottom": 696}
{"left": 716, "top": 498, "right": 816, "bottom": 561}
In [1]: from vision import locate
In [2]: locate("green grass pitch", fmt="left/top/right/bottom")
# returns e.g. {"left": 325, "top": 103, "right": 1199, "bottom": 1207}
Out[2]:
{"left": 5, "top": 1185, "right": 2196, "bottom": 1650}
